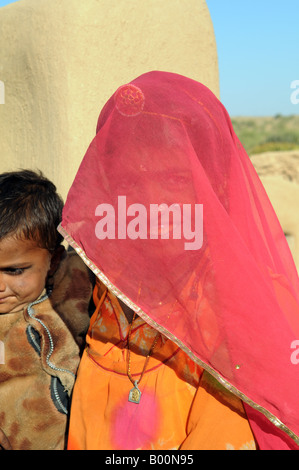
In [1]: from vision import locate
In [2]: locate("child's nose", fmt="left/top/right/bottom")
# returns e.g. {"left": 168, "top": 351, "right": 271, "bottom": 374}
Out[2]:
{"left": 0, "top": 273, "right": 6, "bottom": 291}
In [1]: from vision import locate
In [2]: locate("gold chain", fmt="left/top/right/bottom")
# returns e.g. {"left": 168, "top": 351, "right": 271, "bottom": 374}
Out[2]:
{"left": 126, "top": 311, "right": 160, "bottom": 388}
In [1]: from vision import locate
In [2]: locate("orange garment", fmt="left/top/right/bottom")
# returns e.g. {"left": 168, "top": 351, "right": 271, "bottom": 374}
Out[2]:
{"left": 67, "top": 282, "right": 256, "bottom": 450}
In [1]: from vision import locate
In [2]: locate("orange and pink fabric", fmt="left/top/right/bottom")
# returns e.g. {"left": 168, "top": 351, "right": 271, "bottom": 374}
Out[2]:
{"left": 59, "top": 71, "right": 299, "bottom": 450}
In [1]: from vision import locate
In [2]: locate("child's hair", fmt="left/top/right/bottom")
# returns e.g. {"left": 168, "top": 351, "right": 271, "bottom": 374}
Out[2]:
{"left": 0, "top": 169, "right": 64, "bottom": 251}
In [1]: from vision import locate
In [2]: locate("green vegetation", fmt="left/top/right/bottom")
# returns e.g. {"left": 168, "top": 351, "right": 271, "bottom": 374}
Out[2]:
{"left": 231, "top": 115, "right": 299, "bottom": 155}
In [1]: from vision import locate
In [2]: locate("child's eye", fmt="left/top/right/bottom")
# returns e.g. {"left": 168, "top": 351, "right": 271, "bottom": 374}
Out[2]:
{"left": 5, "top": 268, "right": 27, "bottom": 276}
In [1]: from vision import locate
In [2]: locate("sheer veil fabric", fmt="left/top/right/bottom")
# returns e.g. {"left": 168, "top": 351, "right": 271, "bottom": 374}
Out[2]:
{"left": 59, "top": 71, "right": 299, "bottom": 449}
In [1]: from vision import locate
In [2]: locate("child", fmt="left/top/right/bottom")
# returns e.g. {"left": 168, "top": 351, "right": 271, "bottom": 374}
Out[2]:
{"left": 0, "top": 170, "right": 93, "bottom": 450}
{"left": 59, "top": 72, "right": 299, "bottom": 450}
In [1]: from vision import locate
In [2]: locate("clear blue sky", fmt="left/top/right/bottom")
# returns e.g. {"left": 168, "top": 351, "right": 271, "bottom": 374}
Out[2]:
{"left": 1, "top": 0, "right": 298, "bottom": 116}
{"left": 206, "top": 0, "right": 299, "bottom": 116}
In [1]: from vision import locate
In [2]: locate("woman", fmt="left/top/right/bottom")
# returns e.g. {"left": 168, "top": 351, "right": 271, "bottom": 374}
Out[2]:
{"left": 59, "top": 71, "right": 299, "bottom": 450}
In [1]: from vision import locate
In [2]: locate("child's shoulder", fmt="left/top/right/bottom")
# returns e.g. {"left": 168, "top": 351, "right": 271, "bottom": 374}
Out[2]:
{"left": 53, "top": 249, "right": 95, "bottom": 296}
{"left": 50, "top": 250, "right": 94, "bottom": 347}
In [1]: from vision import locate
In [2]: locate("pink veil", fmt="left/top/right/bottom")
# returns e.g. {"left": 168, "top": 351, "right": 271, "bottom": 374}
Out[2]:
{"left": 59, "top": 71, "right": 299, "bottom": 449}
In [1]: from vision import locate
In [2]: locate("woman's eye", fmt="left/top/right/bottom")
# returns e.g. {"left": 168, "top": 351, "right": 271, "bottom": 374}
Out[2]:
{"left": 171, "top": 176, "right": 188, "bottom": 184}
{"left": 161, "top": 171, "right": 189, "bottom": 186}
{"left": 166, "top": 175, "right": 189, "bottom": 187}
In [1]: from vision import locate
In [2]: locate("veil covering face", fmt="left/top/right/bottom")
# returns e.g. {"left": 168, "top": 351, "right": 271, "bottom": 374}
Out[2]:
{"left": 59, "top": 71, "right": 299, "bottom": 449}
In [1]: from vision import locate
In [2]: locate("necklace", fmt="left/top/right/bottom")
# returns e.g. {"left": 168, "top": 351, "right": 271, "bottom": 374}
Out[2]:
{"left": 127, "top": 311, "right": 160, "bottom": 404}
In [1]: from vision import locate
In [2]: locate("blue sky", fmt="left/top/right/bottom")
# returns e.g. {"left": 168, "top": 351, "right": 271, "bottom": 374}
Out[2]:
{"left": 206, "top": 0, "right": 299, "bottom": 116}
{"left": 1, "top": 0, "right": 298, "bottom": 116}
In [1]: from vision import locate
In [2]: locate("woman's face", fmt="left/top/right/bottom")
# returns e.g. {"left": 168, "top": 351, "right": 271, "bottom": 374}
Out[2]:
{"left": 105, "top": 145, "right": 198, "bottom": 247}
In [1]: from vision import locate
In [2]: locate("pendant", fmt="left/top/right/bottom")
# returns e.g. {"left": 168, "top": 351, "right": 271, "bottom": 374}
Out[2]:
{"left": 128, "top": 381, "right": 141, "bottom": 404}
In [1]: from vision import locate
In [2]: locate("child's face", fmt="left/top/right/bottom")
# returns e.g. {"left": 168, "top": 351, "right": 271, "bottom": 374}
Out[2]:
{"left": 0, "top": 235, "right": 52, "bottom": 314}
